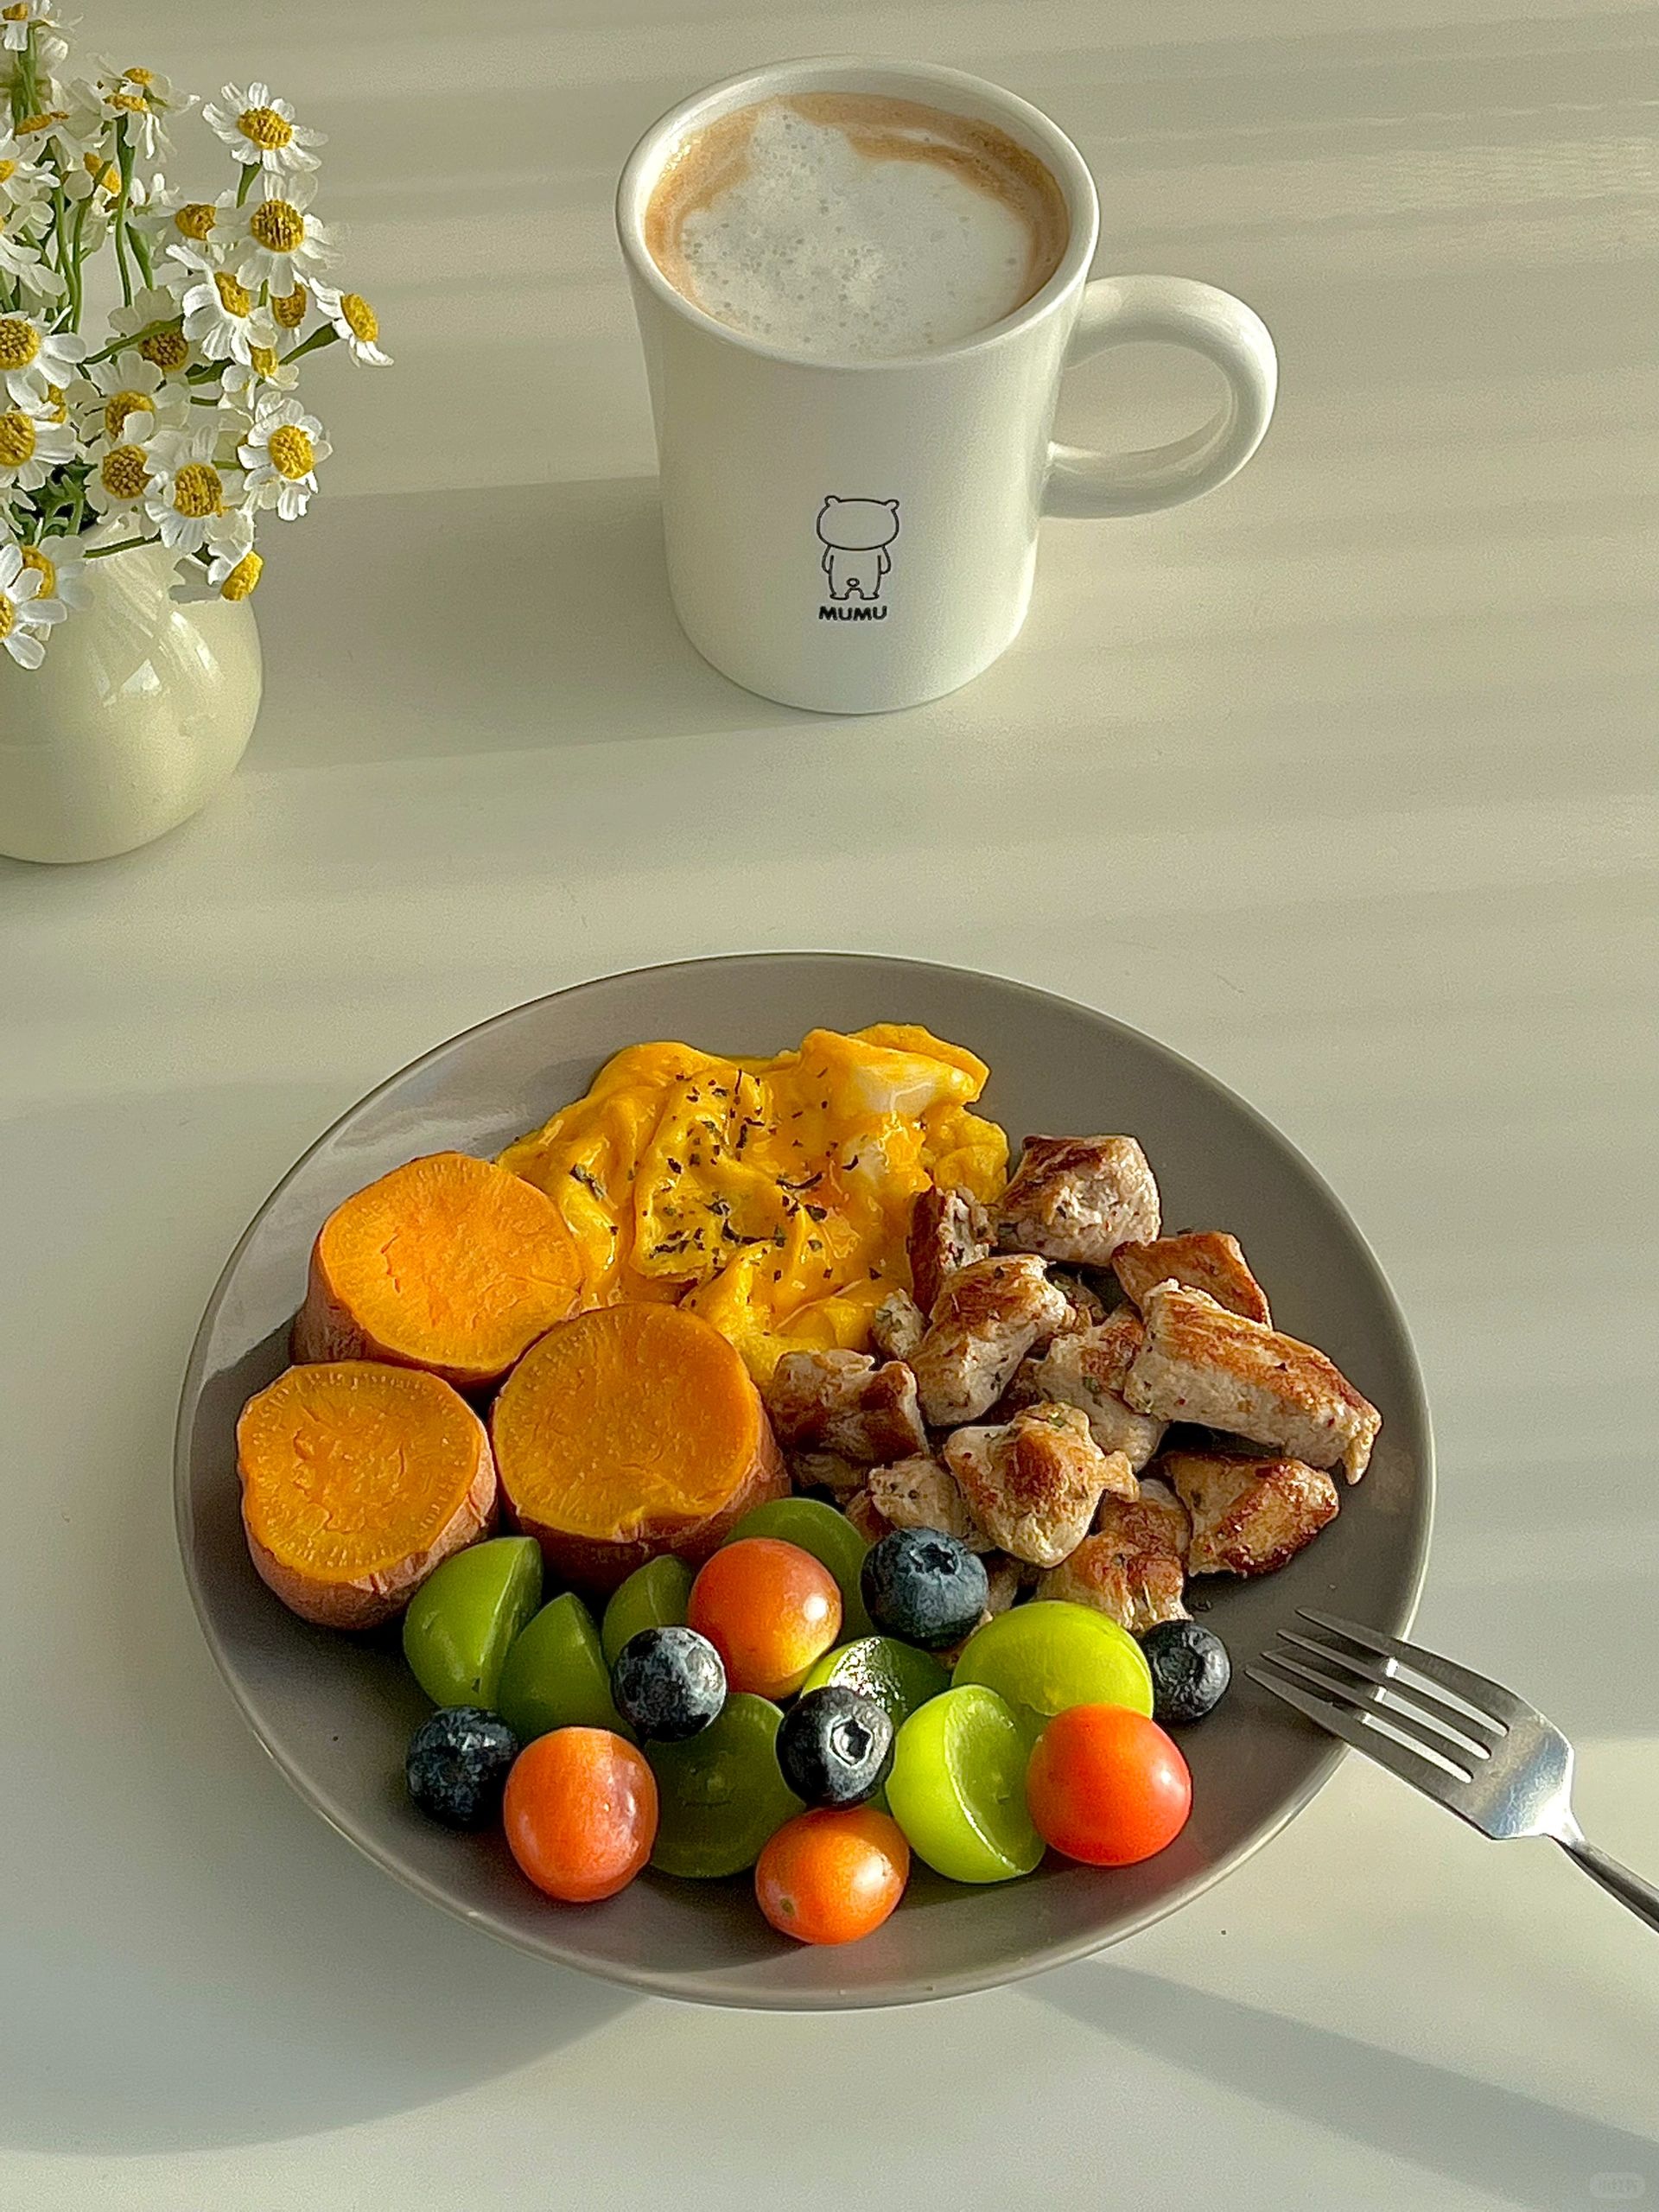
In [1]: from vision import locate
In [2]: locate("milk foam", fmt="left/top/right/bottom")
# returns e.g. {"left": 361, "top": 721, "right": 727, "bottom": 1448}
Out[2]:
{"left": 648, "top": 97, "right": 1067, "bottom": 360}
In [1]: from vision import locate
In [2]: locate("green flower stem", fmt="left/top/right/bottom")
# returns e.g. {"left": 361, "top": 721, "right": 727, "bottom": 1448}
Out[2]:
{"left": 11, "top": 28, "right": 39, "bottom": 129}
{"left": 280, "top": 325, "right": 338, "bottom": 366}
{"left": 236, "top": 162, "right": 256, "bottom": 207}
{"left": 82, "top": 315, "right": 175, "bottom": 366}
{"left": 66, "top": 190, "right": 93, "bottom": 329}
{"left": 85, "top": 536, "right": 154, "bottom": 561}
{"left": 111, "top": 119, "right": 136, "bottom": 308}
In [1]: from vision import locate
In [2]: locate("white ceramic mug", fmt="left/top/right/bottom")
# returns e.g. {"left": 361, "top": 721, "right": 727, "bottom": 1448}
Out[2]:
{"left": 617, "top": 57, "right": 1278, "bottom": 715}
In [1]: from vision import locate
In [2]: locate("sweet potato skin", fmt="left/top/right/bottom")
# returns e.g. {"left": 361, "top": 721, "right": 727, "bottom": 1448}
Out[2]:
{"left": 237, "top": 1365, "right": 499, "bottom": 1630}
{"left": 510, "top": 1437, "right": 786, "bottom": 1595}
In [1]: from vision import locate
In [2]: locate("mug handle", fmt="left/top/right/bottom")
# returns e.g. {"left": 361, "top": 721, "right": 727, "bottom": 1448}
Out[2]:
{"left": 1044, "top": 274, "right": 1277, "bottom": 518}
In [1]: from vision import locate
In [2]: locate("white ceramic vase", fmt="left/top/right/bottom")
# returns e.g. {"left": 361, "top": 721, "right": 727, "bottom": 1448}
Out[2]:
{"left": 0, "top": 538, "right": 263, "bottom": 864}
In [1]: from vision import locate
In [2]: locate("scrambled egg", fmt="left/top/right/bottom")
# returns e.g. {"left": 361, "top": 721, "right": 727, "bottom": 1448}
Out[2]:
{"left": 498, "top": 1025, "right": 1007, "bottom": 1382}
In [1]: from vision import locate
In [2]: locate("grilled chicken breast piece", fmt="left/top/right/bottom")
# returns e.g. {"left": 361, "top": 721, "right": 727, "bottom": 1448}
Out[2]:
{"left": 1113, "top": 1230, "right": 1272, "bottom": 1326}
{"left": 867, "top": 1453, "right": 995, "bottom": 1551}
{"left": 944, "top": 1404, "right": 1135, "bottom": 1567}
{"left": 1160, "top": 1449, "right": 1338, "bottom": 1575}
{"left": 787, "top": 1449, "right": 867, "bottom": 1498}
{"left": 907, "top": 1185, "right": 993, "bottom": 1315}
{"left": 994, "top": 1135, "right": 1160, "bottom": 1266}
{"left": 766, "top": 1349, "right": 928, "bottom": 1464}
{"left": 912, "top": 1254, "right": 1071, "bottom": 1427}
{"left": 1024, "top": 1319, "right": 1168, "bottom": 1471}
{"left": 842, "top": 1485, "right": 894, "bottom": 1546}
{"left": 870, "top": 1286, "right": 927, "bottom": 1363}
{"left": 1049, "top": 1268, "right": 1115, "bottom": 1334}
{"left": 1039, "top": 1479, "right": 1192, "bottom": 1635}
{"left": 1124, "top": 1282, "right": 1380, "bottom": 1482}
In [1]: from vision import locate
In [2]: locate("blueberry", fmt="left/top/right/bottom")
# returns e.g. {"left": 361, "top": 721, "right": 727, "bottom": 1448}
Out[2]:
{"left": 776, "top": 1686, "right": 894, "bottom": 1808}
{"left": 611, "top": 1625, "right": 726, "bottom": 1741}
{"left": 405, "top": 1706, "right": 519, "bottom": 1829}
{"left": 860, "top": 1529, "right": 988, "bottom": 1653}
{"left": 1140, "top": 1618, "right": 1231, "bottom": 1724}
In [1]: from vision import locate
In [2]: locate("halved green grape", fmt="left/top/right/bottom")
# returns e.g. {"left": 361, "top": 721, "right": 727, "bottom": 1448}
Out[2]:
{"left": 645, "top": 1693, "right": 802, "bottom": 1878}
{"left": 497, "top": 1592, "right": 631, "bottom": 1745}
{"left": 886, "top": 1684, "right": 1042, "bottom": 1884}
{"left": 402, "top": 1535, "right": 543, "bottom": 1710}
{"left": 601, "top": 1555, "right": 695, "bottom": 1669}
{"left": 951, "top": 1600, "right": 1153, "bottom": 1741}
{"left": 724, "top": 1497, "right": 874, "bottom": 1638}
{"left": 801, "top": 1636, "right": 950, "bottom": 1727}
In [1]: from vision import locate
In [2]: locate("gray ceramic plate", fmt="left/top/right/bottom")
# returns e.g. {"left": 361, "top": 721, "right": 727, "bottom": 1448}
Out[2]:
{"left": 175, "top": 954, "right": 1432, "bottom": 2009}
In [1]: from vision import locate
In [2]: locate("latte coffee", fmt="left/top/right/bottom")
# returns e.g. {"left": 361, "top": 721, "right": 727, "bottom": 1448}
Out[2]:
{"left": 643, "top": 92, "right": 1071, "bottom": 360}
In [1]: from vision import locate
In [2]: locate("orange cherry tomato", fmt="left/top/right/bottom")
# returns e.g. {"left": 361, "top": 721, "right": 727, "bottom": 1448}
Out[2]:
{"left": 755, "top": 1805, "right": 910, "bottom": 1945}
{"left": 503, "top": 1726, "right": 658, "bottom": 1903}
{"left": 688, "top": 1538, "right": 842, "bottom": 1699}
{"left": 1025, "top": 1703, "right": 1192, "bottom": 1867}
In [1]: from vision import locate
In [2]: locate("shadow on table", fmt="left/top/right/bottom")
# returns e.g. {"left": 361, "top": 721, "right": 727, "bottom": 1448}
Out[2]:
{"left": 1033, "top": 1963, "right": 1657, "bottom": 2210}
{"left": 249, "top": 474, "right": 817, "bottom": 771}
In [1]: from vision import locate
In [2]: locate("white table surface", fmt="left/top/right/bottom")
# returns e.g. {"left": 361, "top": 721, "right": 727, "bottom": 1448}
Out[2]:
{"left": 4, "top": 1, "right": 1656, "bottom": 2204}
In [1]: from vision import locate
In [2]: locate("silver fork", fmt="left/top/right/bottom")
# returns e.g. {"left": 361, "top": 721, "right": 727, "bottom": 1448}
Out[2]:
{"left": 1249, "top": 1609, "right": 1659, "bottom": 1933}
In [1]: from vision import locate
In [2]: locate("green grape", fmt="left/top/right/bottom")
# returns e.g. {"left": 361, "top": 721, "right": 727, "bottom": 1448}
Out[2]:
{"left": 401, "top": 1536, "right": 543, "bottom": 1710}
{"left": 601, "top": 1555, "right": 695, "bottom": 1669}
{"left": 801, "top": 1636, "right": 950, "bottom": 1726}
{"left": 497, "top": 1592, "right": 631, "bottom": 1744}
{"left": 645, "top": 1694, "right": 802, "bottom": 1878}
{"left": 723, "top": 1496, "right": 874, "bottom": 1637}
{"left": 887, "top": 1684, "right": 1042, "bottom": 1884}
{"left": 951, "top": 1600, "right": 1153, "bottom": 1740}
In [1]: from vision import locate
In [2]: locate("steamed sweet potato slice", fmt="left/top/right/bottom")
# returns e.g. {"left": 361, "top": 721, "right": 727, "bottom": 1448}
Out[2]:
{"left": 237, "top": 1361, "right": 498, "bottom": 1630}
{"left": 491, "top": 1304, "right": 787, "bottom": 1592}
{"left": 292, "top": 1151, "right": 582, "bottom": 1392}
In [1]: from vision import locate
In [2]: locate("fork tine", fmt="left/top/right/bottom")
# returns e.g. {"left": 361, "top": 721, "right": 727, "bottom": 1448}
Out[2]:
{"left": 1275, "top": 1630, "right": 1503, "bottom": 1756}
{"left": 1259, "top": 1649, "right": 1477, "bottom": 1777}
{"left": 1247, "top": 1659, "right": 1475, "bottom": 1815}
{"left": 1297, "top": 1609, "right": 1527, "bottom": 1729}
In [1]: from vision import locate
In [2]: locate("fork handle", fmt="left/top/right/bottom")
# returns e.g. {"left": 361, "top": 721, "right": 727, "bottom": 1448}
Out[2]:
{"left": 1558, "top": 1835, "right": 1659, "bottom": 1933}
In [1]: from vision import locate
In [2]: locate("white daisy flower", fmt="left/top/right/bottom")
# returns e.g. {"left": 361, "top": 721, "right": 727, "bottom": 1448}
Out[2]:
{"left": 202, "top": 82, "right": 324, "bottom": 177}
{"left": 268, "top": 280, "right": 312, "bottom": 338}
{"left": 17, "top": 527, "right": 89, "bottom": 612}
{"left": 308, "top": 282, "right": 391, "bottom": 366}
{"left": 108, "top": 283, "right": 193, "bottom": 377}
{"left": 239, "top": 394, "right": 327, "bottom": 521}
{"left": 0, "top": 1, "right": 54, "bottom": 53}
{"left": 76, "top": 347, "right": 189, "bottom": 446}
{"left": 83, "top": 407, "right": 168, "bottom": 517}
{"left": 0, "top": 536, "right": 63, "bottom": 668}
{"left": 0, "top": 131, "right": 54, "bottom": 217}
{"left": 226, "top": 174, "right": 337, "bottom": 292}
{"left": 0, "top": 397, "right": 74, "bottom": 491}
{"left": 219, "top": 342, "right": 300, "bottom": 408}
{"left": 130, "top": 174, "right": 219, "bottom": 253}
{"left": 93, "top": 67, "right": 189, "bottom": 163}
{"left": 170, "top": 241, "right": 277, "bottom": 366}
{"left": 0, "top": 212, "right": 62, "bottom": 300}
{"left": 173, "top": 531, "right": 264, "bottom": 606}
{"left": 142, "top": 423, "right": 244, "bottom": 555}
{"left": 0, "top": 312, "right": 84, "bottom": 404}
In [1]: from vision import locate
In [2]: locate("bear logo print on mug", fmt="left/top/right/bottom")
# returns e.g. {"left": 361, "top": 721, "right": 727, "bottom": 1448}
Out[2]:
{"left": 619, "top": 60, "right": 1277, "bottom": 713}
{"left": 817, "top": 498, "right": 899, "bottom": 613}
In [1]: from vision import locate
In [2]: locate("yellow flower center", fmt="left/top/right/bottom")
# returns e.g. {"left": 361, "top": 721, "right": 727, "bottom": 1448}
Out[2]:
{"left": 0, "top": 408, "right": 36, "bottom": 467}
{"left": 18, "top": 541, "right": 55, "bottom": 596}
{"left": 271, "top": 284, "right": 307, "bottom": 329}
{"left": 16, "top": 112, "right": 67, "bottom": 137}
{"left": 83, "top": 153, "right": 119, "bottom": 193}
{"left": 0, "top": 316, "right": 40, "bottom": 370}
{"left": 213, "top": 270, "right": 252, "bottom": 317}
{"left": 0, "top": 161, "right": 16, "bottom": 183}
{"left": 42, "top": 382, "right": 64, "bottom": 423}
{"left": 249, "top": 345, "right": 279, "bottom": 378}
{"left": 107, "top": 91, "right": 149, "bottom": 116}
{"left": 171, "top": 462, "right": 224, "bottom": 518}
{"left": 124, "top": 67, "right": 156, "bottom": 86}
{"left": 100, "top": 443, "right": 149, "bottom": 499}
{"left": 103, "top": 388, "right": 154, "bottom": 441}
{"left": 220, "top": 549, "right": 262, "bottom": 601}
{"left": 340, "top": 293, "right": 378, "bottom": 344}
{"left": 266, "top": 423, "right": 314, "bottom": 480}
{"left": 238, "top": 105, "right": 294, "bottom": 151}
{"left": 174, "top": 201, "right": 216, "bottom": 241}
{"left": 1, "top": 6, "right": 28, "bottom": 21}
{"left": 141, "top": 327, "right": 188, "bottom": 372}
{"left": 0, "top": 590, "right": 13, "bottom": 641}
{"left": 249, "top": 199, "right": 303, "bottom": 254}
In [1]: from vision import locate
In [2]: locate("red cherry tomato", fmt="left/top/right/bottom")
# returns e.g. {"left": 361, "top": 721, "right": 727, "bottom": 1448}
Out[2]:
{"left": 688, "top": 1538, "right": 842, "bottom": 1699}
{"left": 503, "top": 1727, "right": 658, "bottom": 1902}
{"left": 755, "top": 1806, "right": 910, "bottom": 1945}
{"left": 1026, "top": 1703, "right": 1192, "bottom": 1866}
